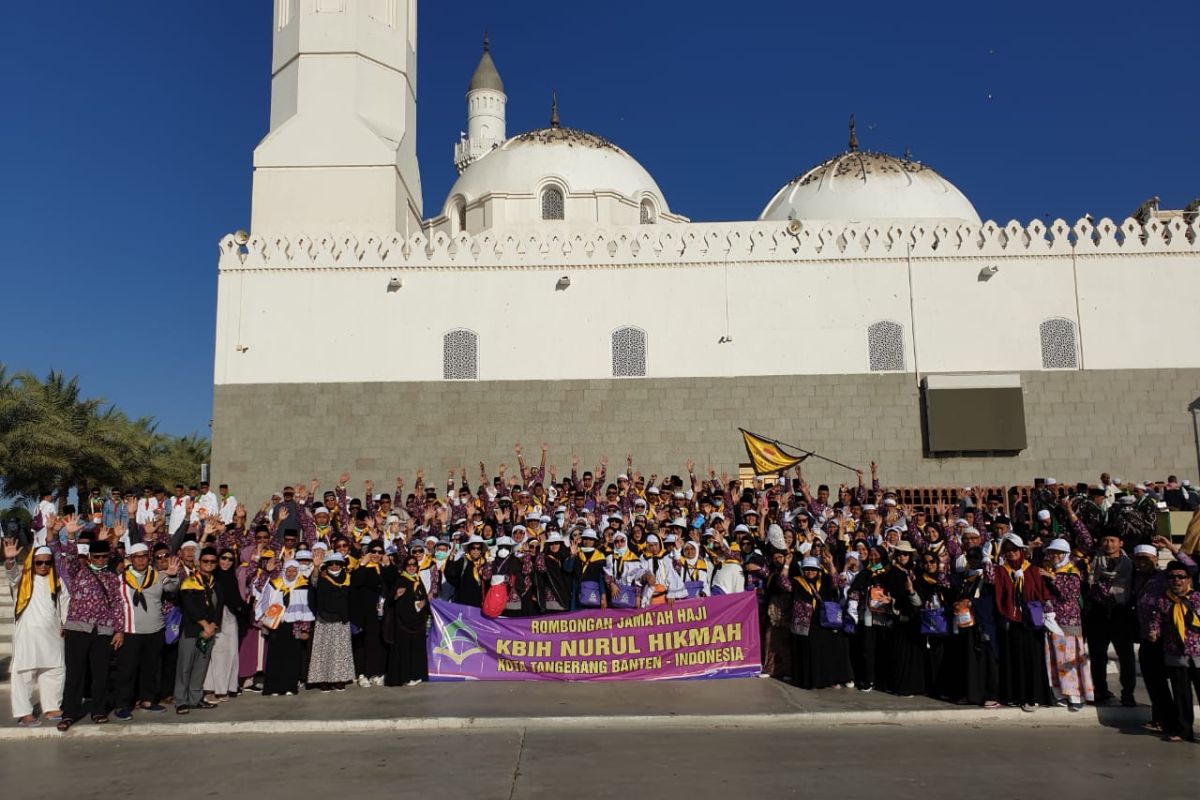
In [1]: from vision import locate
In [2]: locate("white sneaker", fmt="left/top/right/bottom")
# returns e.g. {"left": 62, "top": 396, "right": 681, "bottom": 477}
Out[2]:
{"left": 370, "top": 676, "right": 385, "bottom": 687}
{"left": 405, "top": 679, "right": 421, "bottom": 687}
{"left": 357, "top": 675, "right": 371, "bottom": 689}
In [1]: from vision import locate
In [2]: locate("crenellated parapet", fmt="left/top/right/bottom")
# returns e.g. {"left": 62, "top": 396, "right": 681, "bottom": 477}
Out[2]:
{"left": 218, "top": 217, "right": 1200, "bottom": 272}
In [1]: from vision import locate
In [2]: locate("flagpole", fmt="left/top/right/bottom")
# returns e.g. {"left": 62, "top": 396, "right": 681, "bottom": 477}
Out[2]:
{"left": 769, "top": 437, "right": 860, "bottom": 474}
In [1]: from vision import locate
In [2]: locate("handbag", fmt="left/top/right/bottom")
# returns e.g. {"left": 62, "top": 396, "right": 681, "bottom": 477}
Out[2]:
{"left": 164, "top": 606, "right": 183, "bottom": 644}
{"left": 683, "top": 580, "right": 706, "bottom": 599}
{"left": 952, "top": 599, "right": 976, "bottom": 629}
{"left": 482, "top": 581, "right": 508, "bottom": 619}
{"left": 868, "top": 585, "right": 891, "bottom": 613}
{"left": 920, "top": 607, "right": 949, "bottom": 636}
{"left": 818, "top": 600, "right": 844, "bottom": 630}
{"left": 610, "top": 583, "right": 639, "bottom": 609}
{"left": 578, "top": 581, "right": 603, "bottom": 608}
{"left": 1023, "top": 599, "right": 1045, "bottom": 630}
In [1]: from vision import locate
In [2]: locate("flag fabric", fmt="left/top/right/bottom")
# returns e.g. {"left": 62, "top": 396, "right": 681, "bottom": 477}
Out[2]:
{"left": 740, "top": 429, "right": 808, "bottom": 474}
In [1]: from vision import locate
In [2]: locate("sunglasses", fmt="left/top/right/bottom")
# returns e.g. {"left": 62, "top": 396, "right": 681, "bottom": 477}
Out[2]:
{"left": 200, "top": 558, "right": 218, "bottom": 564}
{"left": 33, "top": 560, "right": 53, "bottom": 567}
{"left": 1167, "top": 574, "right": 1189, "bottom": 581}
{"left": 219, "top": 555, "right": 235, "bottom": 562}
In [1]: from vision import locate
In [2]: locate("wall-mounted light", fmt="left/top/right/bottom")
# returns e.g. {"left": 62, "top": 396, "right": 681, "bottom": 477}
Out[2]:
{"left": 978, "top": 265, "right": 999, "bottom": 281}
{"left": 233, "top": 230, "right": 250, "bottom": 246}
{"left": 718, "top": 336, "right": 733, "bottom": 344}
{"left": 556, "top": 276, "right": 571, "bottom": 291}
{"left": 387, "top": 277, "right": 403, "bottom": 292}
{"left": 235, "top": 345, "right": 250, "bottom": 353}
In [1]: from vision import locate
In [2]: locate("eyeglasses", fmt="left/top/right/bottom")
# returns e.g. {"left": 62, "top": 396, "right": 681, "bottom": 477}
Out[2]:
{"left": 219, "top": 556, "right": 235, "bottom": 562}
{"left": 33, "top": 560, "right": 53, "bottom": 567}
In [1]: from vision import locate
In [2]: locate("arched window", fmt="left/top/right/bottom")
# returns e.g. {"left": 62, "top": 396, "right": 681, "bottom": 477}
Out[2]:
{"left": 443, "top": 329, "right": 478, "bottom": 380}
{"left": 1040, "top": 318, "right": 1078, "bottom": 369}
{"left": 640, "top": 199, "right": 656, "bottom": 225}
{"left": 456, "top": 201, "right": 467, "bottom": 234}
{"left": 611, "top": 326, "right": 647, "bottom": 377}
{"left": 867, "top": 321, "right": 905, "bottom": 372}
{"left": 541, "top": 186, "right": 564, "bottom": 221}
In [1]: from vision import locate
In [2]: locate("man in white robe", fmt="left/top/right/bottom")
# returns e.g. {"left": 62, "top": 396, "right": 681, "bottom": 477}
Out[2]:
{"left": 4, "top": 543, "right": 68, "bottom": 727}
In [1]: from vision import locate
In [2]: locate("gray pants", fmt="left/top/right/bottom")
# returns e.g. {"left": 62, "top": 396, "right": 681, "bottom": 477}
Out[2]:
{"left": 174, "top": 636, "right": 211, "bottom": 707}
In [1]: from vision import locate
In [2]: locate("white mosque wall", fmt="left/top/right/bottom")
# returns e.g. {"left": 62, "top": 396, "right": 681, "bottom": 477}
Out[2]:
{"left": 213, "top": 217, "right": 1200, "bottom": 386}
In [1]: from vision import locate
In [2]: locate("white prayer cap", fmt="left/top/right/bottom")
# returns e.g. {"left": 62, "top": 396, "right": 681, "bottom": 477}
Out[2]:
{"left": 314, "top": 506, "right": 331, "bottom": 516}
{"left": 617, "top": 473, "right": 629, "bottom": 481}
{"left": 34, "top": 546, "right": 52, "bottom": 557}
{"left": 645, "top": 534, "right": 661, "bottom": 545}
{"left": 424, "top": 534, "right": 439, "bottom": 545}
{"left": 801, "top": 557, "right": 821, "bottom": 569}
{"left": 1133, "top": 544, "right": 1158, "bottom": 559}
{"left": 633, "top": 498, "right": 648, "bottom": 507}
{"left": 862, "top": 504, "right": 877, "bottom": 512}
{"left": 1046, "top": 478, "right": 1057, "bottom": 486}
{"left": 127, "top": 543, "right": 149, "bottom": 555}
{"left": 1045, "top": 538, "right": 1071, "bottom": 554}
{"left": 883, "top": 498, "right": 897, "bottom": 506}
{"left": 647, "top": 487, "right": 660, "bottom": 495}
{"left": 962, "top": 526, "right": 982, "bottom": 537}
{"left": 283, "top": 559, "right": 300, "bottom": 570}
{"left": 179, "top": 541, "right": 200, "bottom": 551}
{"left": 1036, "top": 510, "right": 1052, "bottom": 521}
{"left": 673, "top": 492, "right": 686, "bottom": 500}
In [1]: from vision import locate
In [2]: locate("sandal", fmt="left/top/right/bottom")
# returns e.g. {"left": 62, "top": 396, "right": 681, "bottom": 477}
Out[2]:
{"left": 1141, "top": 722, "right": 1162, "bottom": 732}
{"left": 56, "top": 718, "right": 75, "bottom": 732}
{"left": 175, "top": 705, "right": 190, "bottom": 715}
{"left": 91, "top": 714, "right": 109, "bottom": 725}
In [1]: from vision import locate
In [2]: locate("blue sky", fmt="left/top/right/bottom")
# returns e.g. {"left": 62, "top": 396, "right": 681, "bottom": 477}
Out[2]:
{"left": 1, "top": 1, "right": 1196, "bottom": 438}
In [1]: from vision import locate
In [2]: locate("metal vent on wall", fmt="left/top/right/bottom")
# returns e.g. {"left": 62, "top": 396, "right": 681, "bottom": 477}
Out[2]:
{"left": 443, "top": 329, "right": 478, "bottom": 380}
{"left": 611, "top": 326, "right": 647, "bottom": 377}
{"left": 867, "top": 320, "right": 905, "bottom": 371}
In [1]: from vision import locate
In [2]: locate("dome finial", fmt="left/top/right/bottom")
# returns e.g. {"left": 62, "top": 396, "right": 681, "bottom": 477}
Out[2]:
{"left": 848, "top": 114, "right": 859, "bottom": 152}
{"left": 550, "top": 90, "right": 560, "bottom": 129}
{"left": 483, "top": 29, "right": 490, "bottom": 52}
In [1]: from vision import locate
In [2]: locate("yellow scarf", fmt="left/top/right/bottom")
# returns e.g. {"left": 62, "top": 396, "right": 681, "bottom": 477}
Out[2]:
{"left": 271, "top": 574, "right": 308, "bottom": 593}
{"left": 610, "top": 549, "right": 640, "bottom": 579}
{"left": 1054, "top": 559, "right": 1079, "bottom": 576}
{"left": 14, "top": 549, "right": 60, "bottom": 620}
{"left": 795, "top": 574, "right": 823, "bottom": 607}
{"left": 124, "top": 567, "right": 157, "bottom": 592}
{"left": 1002, "top": 560, "right": 1031, "bottom": 593}
{"left": 418, "top": 554, "right": 433, "bottom": 571}
{"left": 1166, "top": 591, "right": 1197, "bottom": 646}
{"left": 322, "top": 569, "right": 351, "bottom": 588}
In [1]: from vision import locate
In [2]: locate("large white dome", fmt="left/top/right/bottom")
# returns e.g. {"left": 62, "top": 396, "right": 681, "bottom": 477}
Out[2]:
{"left": 760, "top": 149, "right": 980, "bottom": 224}
{"left": 439, "top": 125, "right": 681, "bottom": 233}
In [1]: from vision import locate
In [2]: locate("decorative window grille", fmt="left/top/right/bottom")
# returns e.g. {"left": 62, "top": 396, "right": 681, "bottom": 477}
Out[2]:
{"left": 1040, "top": 318, "right": 1078, "bottom": 369}
{"left": 541, "top": 186, "right": 564, "bottom": 220}
{"left": 640, "top": 199, "right": 656, "bottom": 225}
{"left": 443, "top": 329, "right": 478, "bottom": 380}
{"left": 867, "top": 321, "right": 905, "bottom": 372}
{"left": 611, "top": 327, "right": 647, "bottom": 377}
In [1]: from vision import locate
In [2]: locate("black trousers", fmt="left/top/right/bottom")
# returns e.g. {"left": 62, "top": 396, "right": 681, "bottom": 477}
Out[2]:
{"left": 1164, "top": 661, "right": 1200, "bottom": 741}
{"left": 113, "top": 629, "right": 164, "bottom": 709}
{"left": 158, "top": 641, "right": 178, "bottom": 701}
{"left": 1138, "top": 640, "right": 1172, "bottom": 726}
{"left": 63, "top": 629, "right": 113, "bottom": 721}
{"left": 1084, "top": 606, "right": 1136, "bottom": 700}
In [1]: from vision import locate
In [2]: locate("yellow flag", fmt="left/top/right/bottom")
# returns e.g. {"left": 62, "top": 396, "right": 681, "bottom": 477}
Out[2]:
{"left": 740, "top": 429, "right": 808, "bottom": 475}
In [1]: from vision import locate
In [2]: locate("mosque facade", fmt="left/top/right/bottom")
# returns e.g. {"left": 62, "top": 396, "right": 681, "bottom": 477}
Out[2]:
{"left": 212, "top": 1, "right": 1200, "bottom": 502}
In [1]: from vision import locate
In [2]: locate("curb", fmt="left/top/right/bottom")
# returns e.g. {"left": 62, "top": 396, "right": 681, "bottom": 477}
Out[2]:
{"left": 0, "top": 706, "right": 1153, "bottom": 741}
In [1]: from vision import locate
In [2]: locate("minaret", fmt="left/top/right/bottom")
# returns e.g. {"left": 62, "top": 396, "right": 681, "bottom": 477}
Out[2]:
{"left": 250, "top": 0, "right": 423, "bottom": 236}
{"left": 454, "top": 32, "right": 507, "bottom": 174}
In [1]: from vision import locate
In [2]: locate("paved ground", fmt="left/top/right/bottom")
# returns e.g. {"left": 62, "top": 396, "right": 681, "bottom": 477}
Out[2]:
{"left": 1, "top": 724, "right": 1194, "bottom": 800}
{"left": 0, "top": 676, "right": 1175, "bottom": 738}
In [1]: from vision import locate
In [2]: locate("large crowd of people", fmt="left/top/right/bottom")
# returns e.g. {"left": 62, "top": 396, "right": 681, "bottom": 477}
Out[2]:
{"left": 5, "top": 446, "right": 1200, "bottom": 742}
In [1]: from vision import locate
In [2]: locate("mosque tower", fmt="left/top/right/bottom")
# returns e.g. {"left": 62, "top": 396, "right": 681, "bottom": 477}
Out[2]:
{"left": 454, "top": 33, "right": 507, "bottom": 174}
{"left": 249, "top": 0, "right": 423, "bottom": 236}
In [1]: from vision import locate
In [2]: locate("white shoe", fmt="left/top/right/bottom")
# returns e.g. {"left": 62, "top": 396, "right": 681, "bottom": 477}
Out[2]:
{"left": 370, "top": 676, "right": 385, "bottom": 687}
{"left": 357, "top": 675, "right": 371, "bottom": 689}
{"left": 405, "top": 679, "right": 421, "bottom": 687}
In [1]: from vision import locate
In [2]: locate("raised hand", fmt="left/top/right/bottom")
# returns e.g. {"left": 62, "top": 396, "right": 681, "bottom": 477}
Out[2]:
{"left": 541, "top": 442, "right": 549, "bottom": 453}
{"left": 365, "top": 479, "right": 374, "bottom": 495}
{"left": 339, "top": 472, "right": 350, "bottom": 486}
{"left": 686, "top": 459, "right": 695, "bottom": 473}
{"left": 572, "top": 454, "right": 580, "bottom": 468}
{"left": 277, "top": 507, "right": 289, "bottom": 523}
{"left": 2, "top": 537, "right": 18, "bottom": 561}
{"left": 514, "top": 442, "right": 523, "bottom": 457}
{"left": 310, "top": 478, "right": 320, "bottom": 494}
{"left": 600, "top": 455, "right": 609, "bottom": 468}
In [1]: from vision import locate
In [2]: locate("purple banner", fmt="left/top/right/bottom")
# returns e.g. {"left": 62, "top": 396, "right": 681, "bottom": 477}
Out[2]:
{"left": 428, "top": 593, "right": 762, "bottom": 681}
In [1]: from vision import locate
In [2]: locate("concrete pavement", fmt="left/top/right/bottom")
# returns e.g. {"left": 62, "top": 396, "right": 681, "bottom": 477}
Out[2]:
{"left": 0, "top": 724, "right": 1194, "bottom": 800}
{"left": 0, "top": 676, "right": 1177, "bottom": 741}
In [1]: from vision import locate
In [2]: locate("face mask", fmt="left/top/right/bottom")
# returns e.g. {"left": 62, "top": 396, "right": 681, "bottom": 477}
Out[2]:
{"left": 434, "top": 551, "right": 449, "bottom": 562}
{"left": 497, "top": 548, "right": 511, "bottom": 558}
{"left": 580, "top": 546, "right": 595, "bottom": 554}
{"left": 89, "top": 562, "right": 104, "bottom": 572}
{"left": 301, "top": 565, "right": 314, "bottom": 577}
{"left": 685, "top": 556, "right": 698, "bottom": 566}
{"left": 485, "top": 539, "right": 495, "bottom": 547}
{"left": 614, "top": 545, "right": 627, "bottom": 556}
{"left": 556, "top": 514, "right": 566, "bottom": 526}
{"left": 327, "top": 568, "right": 342, "bottom": 577}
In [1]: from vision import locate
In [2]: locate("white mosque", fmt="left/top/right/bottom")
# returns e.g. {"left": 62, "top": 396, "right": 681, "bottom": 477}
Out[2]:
{"left": 211, "top": 1, "right": 1200, "bottom": 503}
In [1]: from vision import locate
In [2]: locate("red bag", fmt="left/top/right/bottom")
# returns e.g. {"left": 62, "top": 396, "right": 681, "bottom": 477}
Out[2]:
{"left": 482, "top": 581, "right": 509, "bottom": 619}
